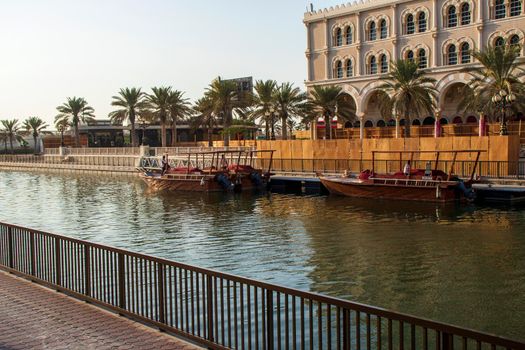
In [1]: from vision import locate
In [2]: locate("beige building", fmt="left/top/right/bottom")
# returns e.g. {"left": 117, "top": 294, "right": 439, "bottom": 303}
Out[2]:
{"left": 303, "top": 0, "right": 525, "bottom": 136}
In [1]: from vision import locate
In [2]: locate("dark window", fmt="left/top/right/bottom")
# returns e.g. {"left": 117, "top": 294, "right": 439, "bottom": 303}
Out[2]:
{"left": 448, "top": 6, "right": 457, "bottom": 27}
{"left": 370, "top": 56, "right": 377, "bottom": 74}
{"left": 377, "top": 120, "right": 386, "bottom": 127}
{"left": 380, "top": 54, "right": 388, "bottom": 73}
{"left": 510, "top": 35, "right": 521, "bottom": 55}
{"left": 448, "top": 44, "right": 457, "bottom": 65}
{"left": 406, "top": 14, "right": 415, "bottom": 34}
{"left": 495, "top": 0, "right": 506, "bottom": 19}
{"left": 418, "top": 49, "right": 427, "bottom": 68}
{"left": 510, "top": 0, "right": 522, "bottom": 16}
{"left": 412, "top": 119, "right": 421, "bottom": 126}
{"left": 345, "top": 27, "right": 352, "bottom": 44}
{"left": 336, "top": 61, "right": 343, "bottom": 78}
{"left": 335, "top": 28, "right": 343, "bottom": 46}
{"left": 380, "top": 19, "right": 388, "bottom": 39}
{"left": 461, "top": 3, "right": 471, "bottom": 25}
{"left": 461, "top": 42, "right": 471, "bottom": 63}
{"left": 495, "top": 36, "right": 505, "bottom": 48}
{"left": 346, "top": 59, "right": 353, "bottom": 77}
{"left": 407, "top": 50, "right": 414, "bottom": 62}
{"left": 418, "top": 12, "right": 427, "bottom": 32}
{"left": 364, "top": 120, "right": 374, "bottom": 127}
{"left": 369, "top": 22, "right": 377, "bottom": 41}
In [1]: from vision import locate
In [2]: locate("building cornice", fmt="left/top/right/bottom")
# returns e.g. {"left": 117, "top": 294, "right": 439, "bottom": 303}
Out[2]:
{"left": 304, "top": 0, "right": 413, "bottom": 23}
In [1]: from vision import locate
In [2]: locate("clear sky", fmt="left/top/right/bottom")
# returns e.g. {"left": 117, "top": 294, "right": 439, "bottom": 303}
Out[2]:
{"left": 0, "top": 0, "right": 343, "bottom": 127}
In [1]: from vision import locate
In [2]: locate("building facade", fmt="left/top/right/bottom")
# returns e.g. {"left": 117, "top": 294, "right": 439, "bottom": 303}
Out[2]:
{"left": 304, "top": 0, "right": 525, "bottom": 133}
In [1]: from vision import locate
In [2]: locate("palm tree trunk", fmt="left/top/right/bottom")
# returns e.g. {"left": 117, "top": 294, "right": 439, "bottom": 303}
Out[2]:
{"left": 74, "top": 122, "right": 80, "bottom": 147}
{"left": 208, "top": 127, "right": 213, "bottom": 147}
{"left": 281, "top": 114, "right": 288, "bottom": 140}
{"left": 223, "top": 109, "right": 231, "bottom": 147}
{"left": 9, "top": 137, "right": 14, "bottom": 153}
{"left": 265, "top": 119, "right": 270, "bottom": 139}
{"left": 60, "top": 131, "right": 65, "bottom": 147}
{"left": 129, "top": 111, "right": 137, "bottom": 147}
{"left": 404, "top": 112, "right": 411, "bottom": 138}
{"left": 33, "top": 135, "right": 38, "bottom": 154}
{"left": 325, "top": 114, "right": 331, "bottom": 140}
{"left": 161, "top": 122, "right": 167, "bottom": 147}
{"left": 171, "top": 119, "right": 177, "bottom": 146}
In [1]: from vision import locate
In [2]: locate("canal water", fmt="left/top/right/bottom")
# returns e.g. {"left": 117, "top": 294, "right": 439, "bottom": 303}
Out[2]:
{"left": 0, "top": 170, "right": 524, "bottom": 340}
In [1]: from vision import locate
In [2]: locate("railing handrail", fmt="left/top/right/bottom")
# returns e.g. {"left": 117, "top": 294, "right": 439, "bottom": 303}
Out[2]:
{"left": 0, "top": 221, "right": 523, "bottom": 348}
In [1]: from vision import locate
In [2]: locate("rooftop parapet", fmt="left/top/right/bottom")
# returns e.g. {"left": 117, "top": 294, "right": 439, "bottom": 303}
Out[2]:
{"left": 304, "top": 0, "right": 402, "bottom": 22}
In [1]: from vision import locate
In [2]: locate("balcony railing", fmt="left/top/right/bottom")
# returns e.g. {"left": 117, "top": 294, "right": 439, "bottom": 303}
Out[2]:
{"left": 1, "top": 222, "right": 524, "bottom": 349}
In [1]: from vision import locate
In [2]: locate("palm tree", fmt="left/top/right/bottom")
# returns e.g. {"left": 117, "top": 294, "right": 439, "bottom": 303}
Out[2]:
{"left": 54, "top": 118, "right": 70, "bottom": 147}
{"left": 55, "top": 97, "right": 95, "bottom": 147}
{"left": 109, "top": 87, "right": 148, "bottom": 147}
{"left": 377, "top": 59, "right": 437, "bottom": 138}
{"left": 168, "top": 90, "right": 192, "bottom": 145}
{"left": 250, "top": 80, "right": 277, "bottom": 139}
{"left": 23, "top": 117, "right": 48, "bottom": 153}
{"left": 457, "top": 43, "right": 525, "bottom": 134}
{"left": 307, "top": 85, "right": 356, "bottom": 140}
{"left": 1, "top": 119, "right": 22, "bottom": 153}
{"left": 192, "top": 96, "right": 218, "bottom": 147}
{"left": 147, "top": 86, "right": 172, "bottom": 147}
{"left": 274, "top": 83, "right": 307, "bottom": 140}
{"left": 205, "top": 78, "right": 248, "bottom": 146}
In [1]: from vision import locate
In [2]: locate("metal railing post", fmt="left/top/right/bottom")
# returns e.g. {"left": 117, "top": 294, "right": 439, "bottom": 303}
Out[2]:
{"left": 266, "top": 289, "right": 274, "bottom": 350}
{"left": 442, "top": 332, "right": 453, "bottom": 350}
{"left": 7, "top": 226, "right": 14, "bottom": 269}
{"left": 30, "top": 232, "right": 35, "bottom": 276}
{"left": 158, "top": 263, "right": 166, "bottom": 324}
{"left": 55, "top": 237, "right": 61, "bottom": 286}
{"left": 84, "top": 245, "right": 91, "bottom": 297}
{"left": 206, "top": 275, "right": 214, "bottom": 342}
{"left": 118, "top": 253, "right": 126, "bottom": 310}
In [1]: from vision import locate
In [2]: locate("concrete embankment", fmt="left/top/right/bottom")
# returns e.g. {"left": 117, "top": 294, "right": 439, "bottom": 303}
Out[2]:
{"left": 0, "top": 155, "right": 139, "bottom": 176}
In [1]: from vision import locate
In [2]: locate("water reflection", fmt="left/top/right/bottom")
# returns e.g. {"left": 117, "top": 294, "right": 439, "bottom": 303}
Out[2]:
{"left": 0, "top": 170, "right": 524, "bottom": 340}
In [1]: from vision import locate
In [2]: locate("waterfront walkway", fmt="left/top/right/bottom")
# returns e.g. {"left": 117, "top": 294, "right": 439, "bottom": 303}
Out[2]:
{"left": 0, "top": 270, "right": 200, "bottom": 350}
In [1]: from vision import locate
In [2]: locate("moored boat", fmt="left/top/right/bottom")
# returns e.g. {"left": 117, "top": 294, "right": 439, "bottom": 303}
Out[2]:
{"left": 320, "top": 150, "right": 483, "bottom": 203}
{"left": 138, "top": 150, "right": 274, "bottom": 193}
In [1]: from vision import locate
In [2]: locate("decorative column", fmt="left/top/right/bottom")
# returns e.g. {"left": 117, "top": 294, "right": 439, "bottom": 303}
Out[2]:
{"left": 358, "top": 112, "right": 365, "bottom": 139}
{"left": 392, "top": 5, "right": 398, "bottom": 59}
{"left": 434, "top": 111, "right": 442, "bottom": 138}
{"left": 306, "top": 52, "right": 312, "bottom": 82}
{"left": 356, "top": 12, "right": 362, "bottom": 76}
{"left": 305, "top": 22, "right": 313, "bottom": 81}
{"left": 324, "top": 51, "right": 330, "bottom": 80}
{"left": 431, "top": 0, "right": 439, "bottom": 67}
{"left": 395, "top": 116, "right": 400, "bottom": 139}
{"left": 432, "top": 32, "right": 439, "bottom": 67}
{"left": 324, "top": 19, "right": 331, "bottom": 80}
{"left": 479, "top": 113, "right": 487, "bottom": 137}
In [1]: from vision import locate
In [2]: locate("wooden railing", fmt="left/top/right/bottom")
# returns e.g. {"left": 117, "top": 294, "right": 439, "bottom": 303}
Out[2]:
{"left": 0, "top": 222, "right": 523, "bottom": 349}
{"left": 258, "top": 159, "right": 525, "bottom": 179}
{"left": 43, "top": 147, "right": 141, "bottom": 155}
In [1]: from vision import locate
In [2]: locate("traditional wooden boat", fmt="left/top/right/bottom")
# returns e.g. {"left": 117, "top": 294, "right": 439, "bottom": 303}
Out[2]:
{"left": 320, "top": 150, "right": 483, "bottom": 203}
{"left": 138, "top": 150, "right": 274, "bottom": 192}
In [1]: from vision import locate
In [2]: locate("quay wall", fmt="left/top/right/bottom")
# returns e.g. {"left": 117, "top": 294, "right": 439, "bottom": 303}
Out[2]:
{"left": 256, "top": 136, "right": 521, "bottom": 162}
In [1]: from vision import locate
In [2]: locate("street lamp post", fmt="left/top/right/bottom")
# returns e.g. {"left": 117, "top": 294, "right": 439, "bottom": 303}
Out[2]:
{"left": 492, "top": 89, "right": 516, "bottom": 136}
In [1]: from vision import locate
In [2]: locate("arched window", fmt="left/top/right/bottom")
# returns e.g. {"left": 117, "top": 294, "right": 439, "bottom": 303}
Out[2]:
{"left": 369, "top": 22, "right": 377, "bottom": 41}
{"left": 406, "top": 50, "right": 415, "bottom": 62}
{"left": 510, "top": 0, "right": 522, "bottom": 16}
{"left": 380, "top": 54, "right": 388, "bottom": 73}
{"left": 364, "top": 120, "right": 374, "bottom": 127}
{"left": 447, "top": 44, "right": 458, "bottom": 65}
{"left": 406, "top": 14, "right": 415, "bottom": 34}
{"left": 369, "top": 56, "right": 377, "bottom": 74}
{"left": 335, "top": 28, "right": 343, "bottom": 46}
{"left": 510, "top": 35, "right": 521, "bottom": 56}
{"left": 380, "top": 19, "right": 388, "bottom": 39}
{"left": 466, "top": 116, "right": 478, "bottom": 123}
{"left": 495, "top": 36, "right": 505, "bottom": 48}
{"left": 461, "top": 42, "right": 471, "bottom": 63}
{"left": 495, "top": 0, "right": 506, "bottom": 19}
{"left": 336, "top": 61, "right": 343, "bottom": 78}
{"left": 418, "top": 12, "right": 427, "bottom": 32}
{"left": 346, "top": 59, "right": 353, "bottom": 77}
{"left": 418, "top": 49, "right": 427, "bottom": 68}
{"left": 440, "top": 118, "right": 449, "bottom": 125}
{"left": 453, "top": 116, "right": 463, "bottom": 124}
{"left": 412, "top": 119, "right": 421, "bottom": 126}
{"left": 345, "top": 27, "right": 353, "bottom": 45}
{"left": 423, "top": 117, "right": 435, "bottom": 126}
{"left": 461, "top": 3, "right": 471, "bottom": 25}
{"left": 447, "top": 6, "right": 458, "bottom": 27}
{"left": 377, "top": 120, "right": 386, "bottom": 127}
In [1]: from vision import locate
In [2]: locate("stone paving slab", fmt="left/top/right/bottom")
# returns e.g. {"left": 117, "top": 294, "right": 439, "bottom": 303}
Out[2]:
{"left": 0, "top": 270, "right": 202, "bottom": 350}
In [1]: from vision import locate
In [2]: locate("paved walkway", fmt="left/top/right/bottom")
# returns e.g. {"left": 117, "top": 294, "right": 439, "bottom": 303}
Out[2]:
{"left": 0, "top": 270, "right": 201, "bottom": 350}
